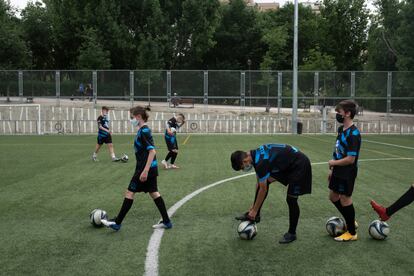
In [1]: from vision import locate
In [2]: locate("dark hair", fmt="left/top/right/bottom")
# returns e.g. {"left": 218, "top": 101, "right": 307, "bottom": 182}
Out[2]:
{"left": 177, "top": 113, "right": 185, "bottom": 121}
{"left": 102, "top": 106, "right": 109, "bottom": 111}
{"left": 231, "top": 151, "right": 247, "bottom": 171}
{"left": 335, "top": 100, "right": 358, "bottom": 119}
{"left": 130, "top": 106, "right": 151, "bottom": 122}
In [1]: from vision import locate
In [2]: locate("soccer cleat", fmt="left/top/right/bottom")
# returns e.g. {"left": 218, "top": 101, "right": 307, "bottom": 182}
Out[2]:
{"left": 161, "top": 160, "right": 170, "bottom": 169}
{"left": 101, "top": 218, "right": 121, "bottom": 231}
{"left": 170, "top": 164, "right": 180, "bottom": 169}
{"left": 92, "top": 154, "right": 98, "bottom": 162}
{"left": 279, "top": 232, "right": 297, "bottom": 244}
{"left": 235, "top": 212, "right": 261, "bottom": 223}
{"left": 152, "top": 220, "right": 173, "bottom": 229}
{"left": 370, "top": 200, "right": 390, "bottom": 221}
{"left": 112, "top": 157, "right": 121, "bottom": 162}
{"left": 334, "top": 231, "right": 358, "bottom": 242}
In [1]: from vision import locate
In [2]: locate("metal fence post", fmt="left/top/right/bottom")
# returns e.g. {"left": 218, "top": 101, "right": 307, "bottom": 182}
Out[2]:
{"left": 56, "top": 71, "right": 60, "bottom": 106}
{"left": 387, "top": 72, "right": 392, "bottom": 118}
{"left": 203, "top": 71, "right": 208, "bottom": 111}
{"left": 314, "top": 72, "right": 319, "bottom": 110}
{"left": 130, "top": 71, "right": 134, "bottom": 107}
{"left": 18, "top": 71, "right": 23, "bottom": 102}
{"left": 351, "top": 71, "right": 355, "bottom": 99}
{"left": 167, "top": 71, "right": 171, "bottom": 106}
{"left": 277, "top": 72, "right": 282, "bottom": 116}
{"left": 92, "top": 71, "right": 97, "bottom": 107}
{"left": 240, "top": 72, "right": 246, "bottom": 114}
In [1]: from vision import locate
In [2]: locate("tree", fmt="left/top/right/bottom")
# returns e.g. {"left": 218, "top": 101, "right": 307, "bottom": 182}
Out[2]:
{"left": 320, "top": 0, "right": 370, "bottom": 70}
{"left": 21, "top": 1, "right": 53, "bottom": 69}
{"left": 0, "top": 0, "right": 30, "bottom": 69}
{"left": 300, "top": 48, "right": 336, "bottom": 71}
{"left": 76, "top": 28, "right": 111, "bottom": 69}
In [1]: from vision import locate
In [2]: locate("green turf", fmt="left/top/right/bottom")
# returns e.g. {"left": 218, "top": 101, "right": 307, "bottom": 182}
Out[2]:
{"left": 0, "top": 134, "right": 413, "bottom": 275}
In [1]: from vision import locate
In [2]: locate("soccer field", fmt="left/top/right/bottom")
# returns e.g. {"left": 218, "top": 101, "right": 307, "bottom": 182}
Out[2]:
{"left": 0, "top": 134, "right": 413, "bottom": 275}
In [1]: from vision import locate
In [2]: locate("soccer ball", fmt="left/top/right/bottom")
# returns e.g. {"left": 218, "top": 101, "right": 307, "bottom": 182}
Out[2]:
{"left": 237, "top": 221, "right": 257, "bottom": 240}
{"left": 369, "top": 220, "right": 390, "bottom": 240}
{"left": 170, "top": 127, "right": 177, "bottom": 133}
{"left": 121, "top": 154, "right": 129, "bottom": 163}
{"left": 90, "top": 209, "right": 107, "bottom": 227}
{"left": 326, "top": 216, "right": 346, "bottom": 237}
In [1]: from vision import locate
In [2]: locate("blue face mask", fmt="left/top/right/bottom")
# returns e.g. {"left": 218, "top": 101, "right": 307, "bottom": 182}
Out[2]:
{"left": 130, "top": 118, "right": 139, "bottom": 127}
{"left": 242, "top": 164, "right": 253, "bottom": 172}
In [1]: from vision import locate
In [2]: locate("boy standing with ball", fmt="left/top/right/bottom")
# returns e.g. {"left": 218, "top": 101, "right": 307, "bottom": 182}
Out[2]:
{"left": 161, "top": 113, "right": 185, "bottom": 169}
{"left": 328, "top": 100, "right": 361, "bottom": 242}
{"left": 92, "top": 106, "right": 120, "bottom": 162}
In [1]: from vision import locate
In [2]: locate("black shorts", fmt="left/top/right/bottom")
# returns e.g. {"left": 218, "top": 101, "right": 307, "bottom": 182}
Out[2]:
{"left": 329, "top": 175, "right": 356, "bottom": 196}
{"left": 128, "top": 175, "right": 158, "bottom": 193}
{"left": 165, "top": 135, "right": 178, "bottom": 151}
{"left": 97, "top": 134, "right": 112, "bottom": 145}
{"left": 274, "top": 153, "right": 312, "bottom": 196}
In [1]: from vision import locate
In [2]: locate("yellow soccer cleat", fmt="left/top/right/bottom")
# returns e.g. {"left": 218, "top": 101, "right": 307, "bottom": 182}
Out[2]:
{"left": 334, "top": 231, "right": 358, "bottom": 242}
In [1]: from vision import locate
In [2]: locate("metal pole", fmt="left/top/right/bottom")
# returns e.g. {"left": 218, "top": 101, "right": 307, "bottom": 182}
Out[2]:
{"left": 18, "top": 71, "right": 23, "bottom": 102}
{"left": 241, "top": 72, "right": 246, "bottom": 114}
{"left": 351, "top": 71, "right": 355, "bottom": 99}
{"left": 278, "top": 72, "right": 282, "bottom": 116}
{"left": 314, "top": 72, "right": 319, "bottom": 110}
{"left": 203, "top": 71, "right": 208, "bottom": 112}
{"left": 167, "top": 71, "right": 171, "bottom": 106}
{"left": 129, "top": 71, "right": 134, "bottom": 108}
{"left": 387, "top": 72, "right": 392, "bottom": 118}
{"left": 292, "top": 0, "right": 299, "bottom": 134}
{"left": 56, "top": 71, "right": 60, "bottom": 107}
{"left": 92, "top": 71, "right": 97, "bottom": 107}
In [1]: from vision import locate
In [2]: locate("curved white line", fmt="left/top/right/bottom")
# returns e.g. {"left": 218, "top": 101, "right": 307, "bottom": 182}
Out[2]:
{"left": 144, "top": 157, "right": 413, "bottom": 276}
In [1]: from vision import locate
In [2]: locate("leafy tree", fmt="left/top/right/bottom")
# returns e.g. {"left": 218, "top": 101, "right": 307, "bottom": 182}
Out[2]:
{"left": 77, "top": 28, "right": 111, "bottom": 69}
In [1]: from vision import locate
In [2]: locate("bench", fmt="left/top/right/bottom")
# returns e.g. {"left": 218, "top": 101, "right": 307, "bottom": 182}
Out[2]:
{"left": 171, "top": 97, "right": 195, "bottom": 108}
{"left": 26, "top": 97, "right": 34, "bottom": 103}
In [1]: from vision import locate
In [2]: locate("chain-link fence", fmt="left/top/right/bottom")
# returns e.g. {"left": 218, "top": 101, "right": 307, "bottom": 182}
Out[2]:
{"left": 1, "top": 70, "right": 413, "bottom": 117}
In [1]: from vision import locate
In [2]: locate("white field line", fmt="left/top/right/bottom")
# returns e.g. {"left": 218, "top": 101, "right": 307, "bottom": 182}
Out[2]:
{"left": 143, "top": 157, "right": 413, "bottom": 276}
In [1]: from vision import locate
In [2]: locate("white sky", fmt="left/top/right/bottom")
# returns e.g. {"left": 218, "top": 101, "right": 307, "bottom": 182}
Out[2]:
{"left": 9, "top": 0, "right": 376, "bottom": 12}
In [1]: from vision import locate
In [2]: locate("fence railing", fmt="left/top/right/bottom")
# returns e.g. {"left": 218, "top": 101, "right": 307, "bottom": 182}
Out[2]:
{"left": 1, "top": 70, "right": 414, "bottom": 115}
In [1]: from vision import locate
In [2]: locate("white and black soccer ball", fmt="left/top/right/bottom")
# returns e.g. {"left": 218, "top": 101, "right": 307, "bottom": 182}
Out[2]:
{"left": 90, "top": 209, "right": 107, "bottom": 227}
{"left": 170, "top": 127, "right": 177, "bottom": 133}
{"left": 369, "top": 220, "right": 390, "bottom": 240}
{"left": 121, "top": 154, "right": 129, "bottom": 163}
{"left": 237, "top": 221, "right": 257, "bottom": 240}
{"left": 326, "top": 216, "right": 346, "bottom": 237}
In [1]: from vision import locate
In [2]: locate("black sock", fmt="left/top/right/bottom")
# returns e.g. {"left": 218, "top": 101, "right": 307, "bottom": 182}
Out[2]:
{"left": 115, "top": 198, "right": 134, "bottom": 225}
{"left": 154, "top": 196, "right": 170, "bottom": 223}
{"left": 287, "top": 195, "right": 300, "bottom": 235}
{"left": 170, "top": 152, "right": 177, "bottom": 164}
{"left": 342, "top": 204, "right": 356, "bottom": 235}
{"left": 332, "top": 199, "right": 346, "bottom": 218}
{"left": 165, "top": 152, "right": 172, "bottom": 162}
{"left": 386, "top": 186, "right": 414, "bottom": 216}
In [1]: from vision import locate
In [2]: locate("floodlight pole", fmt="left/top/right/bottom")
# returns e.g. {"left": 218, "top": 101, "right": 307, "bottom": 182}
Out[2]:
{"left": 292, "top": 0, "right": 299, "bottom": 134}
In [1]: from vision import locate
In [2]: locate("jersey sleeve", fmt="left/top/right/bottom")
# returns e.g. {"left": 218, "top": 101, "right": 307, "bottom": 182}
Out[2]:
{"left": 97, "top": 116, "right": 103, "bottom": 127}
{"left": 346, "top": 130, "right": 360, "bottom": 156}
{"left": 255, "top": 161, "right": 270, "bottom": 183}
{"left": 141, "top": 128, "right": 156, "bottom": 151}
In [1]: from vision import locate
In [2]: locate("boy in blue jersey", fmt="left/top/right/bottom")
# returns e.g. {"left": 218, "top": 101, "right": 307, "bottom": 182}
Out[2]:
{"left": 328, "top": 100, "right": 361, "bottom": 241}
{"left": 101, "top": 106, "right": 172, "bottom": 230}
{"left": 161, "top": 114, "right": 185, "bottom": 169}
{"left": 92, "top": 106, "right": 119, "bottom": 162}
{"left": 231, "top": 144, "right": 312, "bottom": 243}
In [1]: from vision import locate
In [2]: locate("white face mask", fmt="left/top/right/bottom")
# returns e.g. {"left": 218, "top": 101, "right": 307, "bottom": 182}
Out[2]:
{"left": 242, "top": 164, "right": 253, "bottom": 172}
{"left": 130, "top": 118, "right": 139, "bottom": 127}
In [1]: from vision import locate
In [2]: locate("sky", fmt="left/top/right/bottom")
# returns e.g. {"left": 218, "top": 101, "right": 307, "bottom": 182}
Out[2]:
{"left": 9, "top": 0, "right": 376, "bottom": 13}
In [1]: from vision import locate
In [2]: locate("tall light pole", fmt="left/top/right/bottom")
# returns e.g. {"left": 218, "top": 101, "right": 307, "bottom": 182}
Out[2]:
{"left": 292, "top": 0, "right": 299, "bottom": 134}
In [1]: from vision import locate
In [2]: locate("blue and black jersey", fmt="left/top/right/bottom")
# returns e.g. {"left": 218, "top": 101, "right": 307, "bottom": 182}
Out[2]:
{"left": 251, "top": 144, "right": 302, "bottom": 184}
{"left": 164, "top": 117, "right": 180, "bottom": 151}
{"left": 332, "top": 125, "right": 361, "bottom": 179}
{"left": 134, "top": 125, "right": 158, "bottom": 177}
{"left": 97, "top": 115, "right": 110, "bottom": 137}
